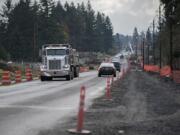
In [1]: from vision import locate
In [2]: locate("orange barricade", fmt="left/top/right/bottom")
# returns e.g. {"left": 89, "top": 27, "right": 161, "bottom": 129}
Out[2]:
{"left": 15, "top": 71, "right": 22, "bottom": 83}
{"left": 160, "top": 66, "right": 172, "bottom": 77}
{"left": 80, "top": 67, "right": 89, "bottom": 73}
{"left": 2, "top": 71, "right": 11, "bottom": 85}
{"left": 26, "top": 68, "right": 32, "bottom": 81}
{"left": 173, "top": 70, "right": 180, "bottom": 83}
{"left": 79, "top": 67, "right": 84, "bottom": 72}
{"left": 144, "top": 65, "right": 160, "bottom": 72}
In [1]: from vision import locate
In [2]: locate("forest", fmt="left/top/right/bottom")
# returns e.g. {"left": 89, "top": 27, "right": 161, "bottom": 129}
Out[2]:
{"left": 0, "top": 0, "right": 113, "bottom": 61}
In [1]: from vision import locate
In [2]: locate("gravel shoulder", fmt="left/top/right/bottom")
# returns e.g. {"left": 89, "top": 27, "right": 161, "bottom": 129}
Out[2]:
{"left": 39, "top": 69, "right": 180, "bottom": 135}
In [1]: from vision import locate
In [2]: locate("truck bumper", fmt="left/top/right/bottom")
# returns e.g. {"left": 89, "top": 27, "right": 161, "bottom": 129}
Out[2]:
{"left": 40, "top": 70, "right": 70, "bottom": 78}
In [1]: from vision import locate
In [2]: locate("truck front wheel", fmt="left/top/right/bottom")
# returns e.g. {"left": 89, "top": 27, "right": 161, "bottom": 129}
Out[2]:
{"left": 40, "top": 76, "right": 46, "bottom": 81}
{"left": 66, "top": 75, "right": 71, "bottom": 81}
{"left": 74, "top": 67, "right": 79, "bottom": 78}
{"left": 66, "top": 68, "right": 74, "bottom": 81}
{"left": 71, "top": 68, "right": 74, "bottom": 80}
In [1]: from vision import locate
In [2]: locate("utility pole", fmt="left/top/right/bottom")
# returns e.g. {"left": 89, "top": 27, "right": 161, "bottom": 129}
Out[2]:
{"left": 153, "top": 20, "right": 155, "bottom": 65}
{"left": 169, "top": 0, "right": 175, "bottom": 75}
{"left": 147, "top": 29, "right": 150, "bottom": 65}
{"left": 33, "top": 23, "right": 36, "bottom": 62}
{"left": 141, "top": 39, "right": 143, "bottom": 57}
{"left": 33, "top": 22, "right": 38, "bottom": 62}
{"left": 136, "top": 37, "right": 138, "bottom": 60}
{"left": 143, "top": 38, "right": 145, "bottom": 70}
{"left": 159, "top": 4, "right": 162, "bottom": 69}
{"left": 170, "top": 20, "right": 173, "bottom": 71}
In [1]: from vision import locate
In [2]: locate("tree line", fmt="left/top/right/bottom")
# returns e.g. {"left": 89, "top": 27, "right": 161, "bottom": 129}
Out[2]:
{"left": 128, "top": 0, "right": 180, "bottom": 70}
{"left": 0, "top": 0, "right": 113, "bottom": 62}
{"left": 158, "top": 0, "right": 180, "bottom": 69}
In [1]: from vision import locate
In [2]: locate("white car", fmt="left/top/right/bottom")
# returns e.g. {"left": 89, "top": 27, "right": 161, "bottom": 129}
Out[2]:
{"left": 98, "top": 62, "right": 116, "bottom": 77}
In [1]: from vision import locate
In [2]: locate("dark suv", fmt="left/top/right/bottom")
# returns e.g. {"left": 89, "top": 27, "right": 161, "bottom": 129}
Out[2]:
{"left": 112, "top": 62, "right": 121, "bottom": 72}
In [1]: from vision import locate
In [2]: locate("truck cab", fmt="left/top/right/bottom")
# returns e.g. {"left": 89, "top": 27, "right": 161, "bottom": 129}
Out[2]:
{"left": 40, "top": 44, "right": 79, "bottom": 81}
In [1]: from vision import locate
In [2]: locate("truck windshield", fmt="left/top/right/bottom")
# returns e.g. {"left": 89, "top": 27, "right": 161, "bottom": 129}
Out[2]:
{"left": 47, "top": 49, "right": 66, "bottom": 56}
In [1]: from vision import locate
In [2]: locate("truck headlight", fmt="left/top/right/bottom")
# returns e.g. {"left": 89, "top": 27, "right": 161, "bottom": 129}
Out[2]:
{"left": 63, "top": 65, "right": 70, "bottom": 70}
{"left": 40, "top": 65, "right": 47, "bottom": 71}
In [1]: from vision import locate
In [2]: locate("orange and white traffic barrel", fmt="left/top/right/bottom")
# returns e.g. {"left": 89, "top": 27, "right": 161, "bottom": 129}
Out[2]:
{"left": 15, "top": 71, "right": 22, "bottom": 83}
{"left": 2, "top": 71, "right": 11, "bottom": 85}
{"left": 26, "top": 68, "right": 32, "bottom": 81}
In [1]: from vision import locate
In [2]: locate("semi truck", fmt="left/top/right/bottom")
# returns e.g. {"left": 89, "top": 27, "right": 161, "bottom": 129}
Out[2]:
{"left": 39, "top": 44, "right": 79, "bottom": 81}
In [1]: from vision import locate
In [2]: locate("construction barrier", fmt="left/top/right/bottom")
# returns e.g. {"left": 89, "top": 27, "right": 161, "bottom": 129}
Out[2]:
{"left": 26, "top": 67, "right": 32, "bottom": 81}
{"left": 160, "top": 66, "right": 172, "bottom": 77}
{"left": 2, "top": 71, "right": 11, "bottom": 85}
{"left": 68, "top": 86, "right": 91, "bottom": 134}
{"left": 15, "top": 71, "right": 22, "bottom": 83}
{"left": 144, "top": 65, "right": 160, "bottom": 72}
{"left": 80, "top": 67, "right": 89, "bottom": 73}
{"left": 173, "top": 70, "right": 180, "bottom": 83}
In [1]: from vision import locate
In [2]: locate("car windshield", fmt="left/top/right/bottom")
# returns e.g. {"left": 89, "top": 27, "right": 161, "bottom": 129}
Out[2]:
{"left": 47, "top": 49, "right": 66, "bottom": 56}
{"left": 100, "top": 63, "right": 114, "bottom": 68}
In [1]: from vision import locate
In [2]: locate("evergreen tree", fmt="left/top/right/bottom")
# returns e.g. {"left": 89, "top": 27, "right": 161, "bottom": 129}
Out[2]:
{"left": 146, "top": 28, "right": 152, "bottom": 64}
{"left": 0, "top": 20, "right": 9, "bottom": 60}
{"left": 94, "top": 12, "right": 104, "bottom": 52}
{"left": 6, "top": 0, "right": 35, "bottom": 61}
{"left": 84, "top": 1, "right": 96, "bottom": 51}
{"left": 0, "top": 0, "right": 114, "bottom": 61}
{"left": 104, "top": 16, "right": 113, "bottom": 52}
{"left": 132, "top": 27, "right": 139, "bottom": 56}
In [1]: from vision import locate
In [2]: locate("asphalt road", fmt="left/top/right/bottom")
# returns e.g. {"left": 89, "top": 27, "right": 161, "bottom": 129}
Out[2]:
{"left": 0, "top": 71, "right": 108, "bottom": 135}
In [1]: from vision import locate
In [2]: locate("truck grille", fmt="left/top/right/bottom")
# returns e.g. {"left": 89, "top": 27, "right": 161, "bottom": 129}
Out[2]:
{"left": 49, "top": 60, "right": 61, "bottom": 70}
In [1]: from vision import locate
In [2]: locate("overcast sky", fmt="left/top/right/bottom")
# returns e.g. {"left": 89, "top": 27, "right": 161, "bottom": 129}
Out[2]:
{"left": 0, "top": 0, "right": 160, "bottom": 35}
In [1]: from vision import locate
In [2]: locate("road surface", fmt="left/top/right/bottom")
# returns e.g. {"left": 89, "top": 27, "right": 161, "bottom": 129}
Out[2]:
{"left": 0, "top": 71, "right": 108, "bottom": 135}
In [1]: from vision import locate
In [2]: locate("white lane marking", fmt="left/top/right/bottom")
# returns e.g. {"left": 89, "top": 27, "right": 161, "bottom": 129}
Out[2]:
{"left": 0, "top": 104, "right": 74, "bottom": 111}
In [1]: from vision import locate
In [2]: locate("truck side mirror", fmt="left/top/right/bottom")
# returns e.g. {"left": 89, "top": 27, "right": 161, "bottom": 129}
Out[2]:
{"left": 66, "top": 49, "right": 70, "bottom": 55}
